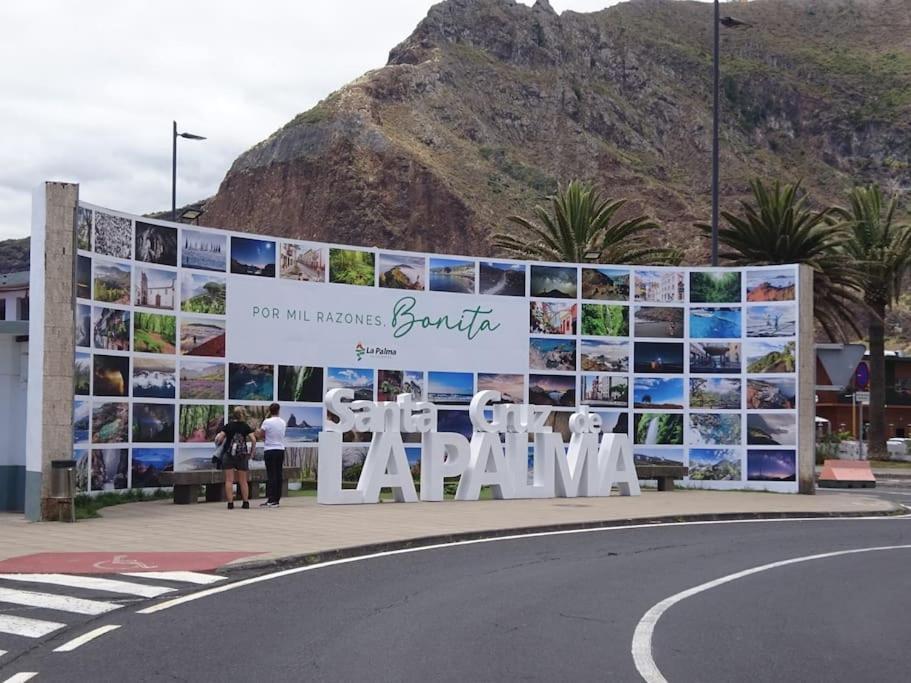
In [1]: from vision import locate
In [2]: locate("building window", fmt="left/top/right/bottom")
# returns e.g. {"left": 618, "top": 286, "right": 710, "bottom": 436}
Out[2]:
{"left": 17, "top": 296, "right": 28, "bottom": 321}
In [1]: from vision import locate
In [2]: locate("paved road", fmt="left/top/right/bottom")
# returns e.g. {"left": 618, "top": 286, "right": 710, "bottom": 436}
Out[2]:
{"left": 2, "top": 515, "right": 909, "bottom": 682}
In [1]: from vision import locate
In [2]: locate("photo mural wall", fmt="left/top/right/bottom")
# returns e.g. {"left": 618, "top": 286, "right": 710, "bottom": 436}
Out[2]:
{"left": 72, "top": 202, "right": 803, "bottom": 494}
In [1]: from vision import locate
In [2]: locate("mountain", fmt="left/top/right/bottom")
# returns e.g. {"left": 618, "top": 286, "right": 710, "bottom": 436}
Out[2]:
{"left": 0, "top": 237, "right": 29, "bottom": 274}
{"left": 199, "top": 0, "right": 910, "bottom": 262}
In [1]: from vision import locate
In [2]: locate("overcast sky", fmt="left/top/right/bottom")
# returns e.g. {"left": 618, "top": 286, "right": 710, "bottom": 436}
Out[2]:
{"left": 0, "top": 0, "right": 702, "bottom": 240}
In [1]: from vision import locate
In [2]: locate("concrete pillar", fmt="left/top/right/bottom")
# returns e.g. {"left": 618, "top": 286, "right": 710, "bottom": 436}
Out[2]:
{"left": 25, "top": 182, "right": 78, "bottom": 520}
{"left": 797, "top": 264, "right": 815, "bottom": 494}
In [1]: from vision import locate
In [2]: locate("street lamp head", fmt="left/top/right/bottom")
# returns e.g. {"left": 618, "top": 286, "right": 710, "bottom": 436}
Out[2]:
{"left": 179, "top": 132, "right": 207, "bottom": 140}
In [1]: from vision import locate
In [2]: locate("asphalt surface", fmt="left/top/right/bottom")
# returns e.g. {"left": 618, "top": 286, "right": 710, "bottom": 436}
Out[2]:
{"left": 2, "top": 512, "right": 910, "bottom": 682}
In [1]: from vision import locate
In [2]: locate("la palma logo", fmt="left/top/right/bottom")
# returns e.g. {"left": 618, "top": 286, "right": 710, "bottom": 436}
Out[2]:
{"left": 355, "top": 342, "right": 366, "bottom": 361}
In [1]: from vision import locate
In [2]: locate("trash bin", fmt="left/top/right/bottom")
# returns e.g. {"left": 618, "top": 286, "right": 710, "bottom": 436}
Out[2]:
{"left": 50, "top": 459, "right": 76, "bottom": 522}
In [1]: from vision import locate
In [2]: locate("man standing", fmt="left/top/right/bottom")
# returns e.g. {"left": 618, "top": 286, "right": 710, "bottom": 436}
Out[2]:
{"left": 258, "top": 403, "right": 287, "bottom": 507}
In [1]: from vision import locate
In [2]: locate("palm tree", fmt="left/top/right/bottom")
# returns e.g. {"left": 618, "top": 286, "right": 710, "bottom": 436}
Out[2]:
{"left": 492, "top": 180, "right": 672, "bottom": 264}
{"left": 699, "top": 179, "right": 866, "bottom": 341}
{"left": 834, "top": 185, "right": 911, "bottom": 458}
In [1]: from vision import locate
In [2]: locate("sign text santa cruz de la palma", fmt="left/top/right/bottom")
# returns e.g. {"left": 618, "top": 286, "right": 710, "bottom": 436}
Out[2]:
{"left": 317, "top": 389, "right": 640, "bottom": 504}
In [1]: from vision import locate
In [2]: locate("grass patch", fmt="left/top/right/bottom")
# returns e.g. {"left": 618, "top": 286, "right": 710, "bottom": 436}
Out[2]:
{"left": 867, "top": 459, "right": 911, "bottom": 469}
{"left": 75, "top": 489, "right": 171, "bottom": 519}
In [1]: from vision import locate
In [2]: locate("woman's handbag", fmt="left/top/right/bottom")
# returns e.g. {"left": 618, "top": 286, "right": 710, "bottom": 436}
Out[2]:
{"left": 211, "top": 441, "right": 225, "bottom": 469}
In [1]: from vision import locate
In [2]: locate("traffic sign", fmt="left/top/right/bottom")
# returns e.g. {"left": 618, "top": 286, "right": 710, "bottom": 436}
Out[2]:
{"left": 855, "top": 391, "right": 870, "bottom": 404}
{"left": 855, "top": 361, "right": 870, "bottom": 390}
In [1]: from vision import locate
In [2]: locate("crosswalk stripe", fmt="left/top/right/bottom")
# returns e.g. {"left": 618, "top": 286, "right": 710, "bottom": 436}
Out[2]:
{"left": 0, "top": 573, "right": 174, "bottom": 598}
{"left": 0, "top": 614, "right": 65, "bottom": 638}
{"left": 53, "top": 624, "right": 122, "bottom": 652}
{"left": 120, "top": 570, "right": 226, "bottom": 585}
{"left": 0, "top": 586, "right": 119, "bottom": 615}
{"left": 3, "top": 673, "right": 39, "bottom": 683}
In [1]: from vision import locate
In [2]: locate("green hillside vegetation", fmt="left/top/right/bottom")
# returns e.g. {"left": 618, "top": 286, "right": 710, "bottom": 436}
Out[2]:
{"left": 330, "top": 250, "right": 374, "bottom": 285}
{"left": 582, "top": 304, "right": 628, "bottom": 337}
{"left": 0, "top": 238, "right": 28, "bottom": 274}
{"left": 134, "top": 313, "right": 177, "bottom": 353}
{"left": 690, "top": 272, "right": 741, "bottom": 303}
{"left": 182, "top": 281, "right": 226, "bottom": 314}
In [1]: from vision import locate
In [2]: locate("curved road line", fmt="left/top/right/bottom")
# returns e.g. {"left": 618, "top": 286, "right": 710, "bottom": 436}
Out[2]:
{"left": 631, "top": 544, "right": 911, "bottom": 683}
{"left": 139, "top": 514, "right": 910, "bottom": 615}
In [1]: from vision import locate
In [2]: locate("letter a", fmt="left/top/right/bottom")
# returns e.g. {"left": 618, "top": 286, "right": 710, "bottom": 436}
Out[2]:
{"left": 455, "top": 432, "right": 514, "bottom": 501}
{"left": 357, "top": 432, "right": 418, "bottom": 503}
{"left": 597, "top": 434, "right": 640, "bottom": 497}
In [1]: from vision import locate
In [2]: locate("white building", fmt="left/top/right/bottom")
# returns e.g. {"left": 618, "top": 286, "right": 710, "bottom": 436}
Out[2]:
{"left": 0, "top": 270, "right": 29, "bottom": 511}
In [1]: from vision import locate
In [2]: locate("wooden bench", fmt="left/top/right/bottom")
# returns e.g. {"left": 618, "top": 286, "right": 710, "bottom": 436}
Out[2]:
{"left": 159, "top": 466, "right": 299, "bottom": 504}
{"left": 635, "top": 465, "right": 688, "bottom": 491}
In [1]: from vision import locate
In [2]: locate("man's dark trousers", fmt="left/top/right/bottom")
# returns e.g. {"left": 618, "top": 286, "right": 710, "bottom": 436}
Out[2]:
{"left": 264, "top": 449, "right": 285, "bottom": 503}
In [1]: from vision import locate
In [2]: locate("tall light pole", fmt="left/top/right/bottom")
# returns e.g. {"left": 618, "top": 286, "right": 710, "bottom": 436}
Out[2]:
{"left": 172, "top": 121, "right": 206, "bottom": 221}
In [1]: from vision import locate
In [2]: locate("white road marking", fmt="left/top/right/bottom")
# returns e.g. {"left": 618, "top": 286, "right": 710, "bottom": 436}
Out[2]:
{"left": 2, "top": 673, "right": 38, "bottom": 683}
{"left": 52, "top": 624, "right": 122, "bottom": 652}
{"left": 631, "top": 544, "right": 911, "bottom": 683}
{"left": 0, "top": 574, "right": 174, "bottom": 598}
{"left": 0, "top": 649, "right": 6, "bottom": 659}
{"left": 0, "top": 587, "right": 120, "bottom": 615}
{"left": 139, "top": 513, "right": 911, "bottom": 615}
{"left": 121, "top": 571, "right": 225, "bottom": 585}
{"left": 0, "top": 615, "right": 65, "bottom": 638}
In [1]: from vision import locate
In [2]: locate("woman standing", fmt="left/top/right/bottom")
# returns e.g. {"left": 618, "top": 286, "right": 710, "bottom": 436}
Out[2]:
{"left": 215, "top": 407, "right": 256, "bottom": 509}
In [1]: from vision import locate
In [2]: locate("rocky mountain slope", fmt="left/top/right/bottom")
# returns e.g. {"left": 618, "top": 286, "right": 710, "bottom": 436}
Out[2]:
{"left": 200, "top": 0, "right": 910, "bottom": 262}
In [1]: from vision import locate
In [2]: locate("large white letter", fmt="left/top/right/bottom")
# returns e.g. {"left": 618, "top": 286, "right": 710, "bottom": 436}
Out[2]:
{"left": 317, "top": 431, "right": 365, "bottom": 504}
{"left": 597, "top": 434, "right": 640, "bottom": 497}
{"left": 420, "top": 432, "right": 470, "bottom": 502}
{"left": 455, "top": 432, "right": 514, "bottom": 500}
{"left": 357, "top": 432, "right": 418, "bottom": 503}
{"left": 555, "top": 432, "right": 601, "bottom": 498}
{"left": 508, "top": 433, "right": 553, "bottom": 498}
{"left": 469, "top": 390, "right": 500, "bottom": 432}
{"left": 325, "top": 388, "right": 355, "bottom": 432}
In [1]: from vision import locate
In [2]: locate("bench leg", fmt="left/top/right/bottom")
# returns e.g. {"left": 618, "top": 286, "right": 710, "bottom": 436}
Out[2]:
{"left": 205, "top": 483, "right": 225, "bottom": 503}
{"left": 174, "top": 484, "right": 201, "bottom": 504}
{"left": 656, "top": 477, "right": 675, "bottom": 492}
{"left": 245, "top": 481, "right": 260, "bottom": 500}
{"left": 281, "top": 479, "right": 289, "bottom": 498}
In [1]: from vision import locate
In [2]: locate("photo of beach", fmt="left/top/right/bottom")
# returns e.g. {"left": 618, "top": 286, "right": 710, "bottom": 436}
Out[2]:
{"left": 529, "top": 338, "right": 576, "bottom": 371}
{"left": 231, "top": 236, "right": 276, "bottom": 277}
{"left": 181, "top": 272, "right": 226, "bottom": 314}
{"left": 132, "top": 402, "right": 176, "bottom": 443}
{"left": 180, "top": 361, "right": 224, "bottom": 399}
{"left": 132, "top": 357, "right": 176, "bottom": 399}
{"left": 280, "top": 242, "right": 326, "bottom": 282}
{"left": 329, "top": 249, "right": 375, "bottom": 286}
{"left": 634, "top": 447, "right": 685, "bottom": 467}
{"left": 175, "top": 446, "right": 218, "bottom": 473}
{"left": 133, "top": 312, "right": 176, "bottom": 354}
{"left": 689, "top": 271, "right": 741, "bottom": 303}
{"left": 746, "top": 340, "right": 796, "bottom": 373}
{"left": 593, "top": 410, "right": 629, "bottom": 435}
{"left": 634, "top": 306, "right": 683, "bottom": 338}
{"left": 689, "top": 342, "right": 741, "bottom": 374}
{"left": 687, "top": 413, "right": 742, "bottom": 445}
{"left": 530, "top": 301, "right": 578, "bottom": 335}
{"left": 429, "top": 258, "right": 475, "bottom": 293}
{"left": 428, "top": 371, "right": 474, "bottom": 404}
{"left": 634, "top": 413, "right": 684, "bottom": 445}
{"left": 131, "top": 448, "right": 174, "bottom": 488}
{"left": 634, "top": 377, "right": 684, "bottom": 409}
{"left": 91, "top": 448, "right": 129, "bottom": 490}
{"left": 634, "top": 342, "right": 684, "bottom": 374}
{"left": 747, "top": 413, "right": 797, "bottom": 446}
{"left": 74, "top": 400, "right": 90, "bottom": 444}
{"left": 747, "top": 378, "right": 796, "bottom": 409}
{"left": 477, "top": 373, "right": 524, "bottom": 403}
{"left": 579, "top": 340, "right": 628, "bottom": 372}
{"left": 528, "top": 374, "right": 575, "bottom": 406}
{"left": 580, "top": 374, "right": 627, "bottom": 407}
{"left": 228, "top": 363, "right": 274, "bottom": 401}
{"left": 747, "top": 305, "right": 797, "bottom": 337}
{"left": 93, "top": 306, "right": 130, "bottom": 350}
{"left": 180, "top": 319, "right": 226, "bottom": 357}
{"left": 281, "top": 406, "right": 323, "bottom": 444}
{"left": 92, "top": 402, "right": 129, "bottom": 443}
{"left": 326, "top": 367, "right": 374, "bottom": 400}
{"left": 634, "top": 270, "right": 685, "bottom": 303}
{"left": 278, "top": 365, "right": 324, "bottom": 402}
{"left": 135, "top": 222, "right": 178, "bottom": 266}
{"left": 76, "top": 303, "right": 91, "bottom": 348}
{"left": 530, "top": 265, "right": 577, "bottom": 298}
{"left": 93, "top": 355, "right": 130, "bottom": 397}
{"left": 75, "top": 352, "right": 91, "bottom": 395}
{"left": 133, "top": 266, "right": 176, "bottom": 310}
{"left": 179, "top": 404, "right": 224, "bottom": 443}
{"left": 378, "top": 253, "right": 425, "bottom": 290}
{"left": 479, "top": 262, "right": 525, "bottom": 296}
{"left": 690, "top": 377, "right": 741, "bottom": 409}
{"left": 93, "top": 261, "right": 131, "bottom": 304}
{"left": 182, "top": 229, "right": 226, "bottom": 272}
{"left": 581, "top": 303, "right": 628, "bottom": 337}
{"left": 747, "top": 449, "right": 796, "bottom": 481}
{"left": 689, "top": 307, "right": 742, "bottom": 339}
{"left": 76, "top": 206, "right": 92, "bottom": 250}
{"left": 76, "top": 255, "right": 91, "bottom": 299}
{"left": 582, "top": 267, "right": 629, "bottom": 301}
{"left": 689, "top": 448, "right": 741, "bottom": 480}
{"left": 93, "top": 211, "right": 131, "bottom": 259}
{"left": 746, "top": 269, "right": 796, "bottom": 302}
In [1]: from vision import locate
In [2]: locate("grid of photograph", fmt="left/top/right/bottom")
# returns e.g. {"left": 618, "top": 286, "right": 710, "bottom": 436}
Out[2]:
{"left": 72, "top": 202, "right": 800, "bottom": 492}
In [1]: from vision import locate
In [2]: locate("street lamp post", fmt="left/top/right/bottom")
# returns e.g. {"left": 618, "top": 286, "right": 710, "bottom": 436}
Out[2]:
{"left": 172, "top": 121, "right": 206, "bottom": 221}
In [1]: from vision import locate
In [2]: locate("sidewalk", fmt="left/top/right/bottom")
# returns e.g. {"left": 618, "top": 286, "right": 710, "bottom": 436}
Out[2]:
{"left": 0, "top": 490, "right": 898, "bottom": 573}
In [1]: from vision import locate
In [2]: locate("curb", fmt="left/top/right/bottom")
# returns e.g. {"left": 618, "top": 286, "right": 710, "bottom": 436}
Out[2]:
{"left": 218, "top": 504, "right": 907, "bottom": 577}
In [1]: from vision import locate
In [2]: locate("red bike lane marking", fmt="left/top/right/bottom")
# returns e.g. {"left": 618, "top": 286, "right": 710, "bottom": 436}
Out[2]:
{"left": 0, "top": 552, "right": 260, "bottom": 574}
